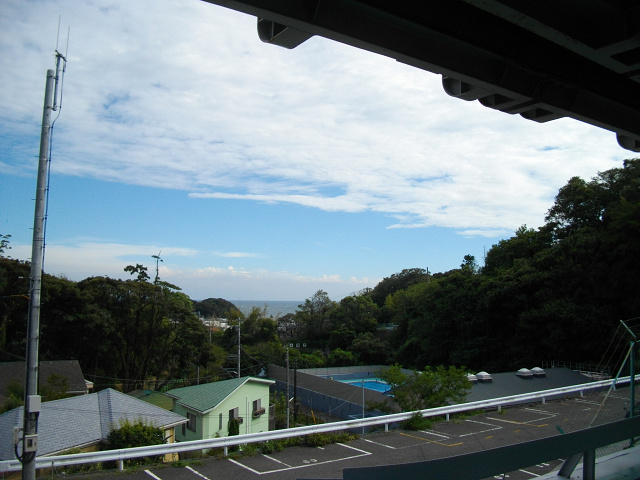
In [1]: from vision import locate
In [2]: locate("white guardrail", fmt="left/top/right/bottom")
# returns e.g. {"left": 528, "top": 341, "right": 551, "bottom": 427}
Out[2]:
{"left": 0, "top": 376, "right": 631, "bottom": 473}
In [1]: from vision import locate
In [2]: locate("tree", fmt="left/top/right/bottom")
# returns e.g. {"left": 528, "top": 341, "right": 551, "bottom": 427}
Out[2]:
{"left": 0, "top": 234, "right": 10, "bottom": 256}
{"left": 378, "top": 364, "right": 471, "bottom": 411}
{"left": 295, "top": 290, "right": 336, "bottom": 343}
{"left": 106, "top": 419, "right": 165, "bottom": 466}
{"left": 370, "top": 268, "right": 429, "bottom": 307}
{"left": 192, "top": 298, "right": 239, "bottom": 319}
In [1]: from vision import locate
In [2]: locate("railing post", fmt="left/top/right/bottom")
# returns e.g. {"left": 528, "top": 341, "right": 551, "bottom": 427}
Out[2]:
{"left": 118, "top": 459, "right": 124, "bottom": 471}
{"left": 583, "top": 449, "right": 595, "bottom": 480}
{"left": 385, "top": 423, "right": 388, "bottom": 432}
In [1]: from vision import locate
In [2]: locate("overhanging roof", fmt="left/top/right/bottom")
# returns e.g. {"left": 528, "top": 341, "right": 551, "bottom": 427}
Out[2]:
{"left": 203, "top": 0, "right": 640, "bottom": 152}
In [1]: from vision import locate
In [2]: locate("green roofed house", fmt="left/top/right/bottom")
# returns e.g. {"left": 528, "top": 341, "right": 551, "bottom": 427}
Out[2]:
{"left": 166, "top": 376, "right": 275, "bottom": 441}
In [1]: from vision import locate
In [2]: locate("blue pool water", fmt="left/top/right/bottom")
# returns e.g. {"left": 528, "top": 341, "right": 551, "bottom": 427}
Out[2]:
{"left": 343, "top": 379, "right": 390, "bottom": 393}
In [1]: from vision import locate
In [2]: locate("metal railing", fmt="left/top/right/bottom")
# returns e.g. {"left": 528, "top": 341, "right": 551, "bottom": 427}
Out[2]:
{"left": 0, "top": 376, "right": 630, "bottom": 473}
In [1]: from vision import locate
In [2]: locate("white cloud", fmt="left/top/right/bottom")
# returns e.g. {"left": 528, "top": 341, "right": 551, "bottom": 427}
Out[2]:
{"left": 2, "top": 0, "right": 628, "bottom": 239}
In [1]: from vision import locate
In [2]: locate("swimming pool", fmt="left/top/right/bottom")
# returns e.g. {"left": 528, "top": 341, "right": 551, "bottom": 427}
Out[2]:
{"left": 342, "top": 379, "right": 390, "bottom": 393}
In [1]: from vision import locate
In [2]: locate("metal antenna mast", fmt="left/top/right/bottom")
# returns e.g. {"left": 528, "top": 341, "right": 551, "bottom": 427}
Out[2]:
{"left": 21, "top": 38, "right": 67, "bottom": 480}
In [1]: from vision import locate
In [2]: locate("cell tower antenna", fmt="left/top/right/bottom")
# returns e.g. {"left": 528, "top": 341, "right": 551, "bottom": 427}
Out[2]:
{"left": 52, "top": 20, "right": 69, "bottom": 113}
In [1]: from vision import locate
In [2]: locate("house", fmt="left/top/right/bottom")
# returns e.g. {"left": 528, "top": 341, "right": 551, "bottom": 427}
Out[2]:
{"left": 0, "top": 388, "right": 187, "bottom": 465}
{"left": 0, "top": 360, "right": 92, "bottom": 400}
{"left": 166, "top": 376, "right": 275, "bottom": 441}
{"left": 127, "top": 389, "right": 174, "bottom": 410}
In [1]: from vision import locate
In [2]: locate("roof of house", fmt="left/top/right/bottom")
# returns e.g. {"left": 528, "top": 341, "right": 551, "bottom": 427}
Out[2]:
{"left": 0, "top": 388, "right": 187, "bottom": 460}
{"left": 0, "top": 360, "right": 88, "bottom": 396}
{"left": 466, "top": 367, "right": 592, "bottom": 403}
{"left": 127, "top": 389, "right": 173, "bottom": 410}
{"left": 166, "top": 376, "right": 275, "bottom": 414}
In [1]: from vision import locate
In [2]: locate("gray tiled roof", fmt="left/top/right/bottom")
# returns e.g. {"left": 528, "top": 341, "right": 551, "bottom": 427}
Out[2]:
{"left": 0, "top": 388, "right": 187, "bottom": 460}
{"left": 0, "top": 360, "right": 88, "bottom": 396}
{"left": 166, "top": 376, "right": 274, "bottom": 414}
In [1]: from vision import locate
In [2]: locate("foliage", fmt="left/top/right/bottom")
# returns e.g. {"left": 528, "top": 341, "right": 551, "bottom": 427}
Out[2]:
{"left": 0, "top": 234, "right": 10, "bottom": 256}
{"left": 295, "top": 290, "right": 336, "bottom": 344}
{"left": 400, "top": 412, "right": 433, "bottom": 431}
{"left": 228, "top": 417, "right": 240, "bottom": 436}
{"left": 370, "top": 268, "right": 429, "bottom": 307}
{"left": 378, "top": 364, "right": 471, "bottom": 412}
{"left": 106, "top": 419, "right": 165, "bottom": 466}
{"left": 192, "top": 297, "right": 239, "bottom": 319}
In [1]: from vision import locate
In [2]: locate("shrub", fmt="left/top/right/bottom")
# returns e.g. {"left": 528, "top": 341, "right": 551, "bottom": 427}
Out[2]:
{"left": 106, "top": 419, "right": 165, "bottom": 467}
{"left": 400, "top": 412, "right": 432, "bottom": 431}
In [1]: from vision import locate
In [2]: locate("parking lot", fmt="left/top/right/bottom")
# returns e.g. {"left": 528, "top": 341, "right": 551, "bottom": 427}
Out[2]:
{"left": 85, "top": 390, "right": 630, "bottom": 480}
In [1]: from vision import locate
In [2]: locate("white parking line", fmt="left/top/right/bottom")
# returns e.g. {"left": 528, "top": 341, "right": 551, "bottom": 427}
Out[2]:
{"left": 145, "top": 470, "right": 163, "bottom": 479}
{"left": 362, "top": 438, "right": 396, "bottom": 449}
{"left": 519, "top": 469, "right": 538, "bottom": 476}
{"left": 228, "top": 444, "right": 372, "bottom": 475}
{"left": 459, "top": 419, "right": 502, "bottom": 437}
{"left": 186, "top": 466, "right": 212, "bottom": 479}
{"left": 263, "top": 454, "right": 291, "bottom": 467}
{"left": 420, "top": 430, "right": 450, "bottom": 439}
{"left": 337, "top": 442, "right": 371, "bottom": 454}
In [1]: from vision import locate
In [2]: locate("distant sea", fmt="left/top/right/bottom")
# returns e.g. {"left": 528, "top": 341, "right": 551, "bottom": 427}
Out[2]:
{"left": 231, "top": 300, "right": 302, "bottom": 318}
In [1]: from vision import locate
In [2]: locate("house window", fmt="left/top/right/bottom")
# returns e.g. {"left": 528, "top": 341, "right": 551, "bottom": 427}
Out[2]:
{"left": 229, "top": 407, "right": 242, "bottom": 423}
{"left": 253, "top": 398, "right": 265, "bottom": 417}
{"left": 187, "top": 412, "right": 196, "bottom": 432}
{"left": 219, "top": 413, "right": 223, "bottom": 430}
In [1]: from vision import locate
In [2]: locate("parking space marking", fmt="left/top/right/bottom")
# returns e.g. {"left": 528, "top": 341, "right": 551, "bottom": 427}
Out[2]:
{"left": 362, "top": 438, "right": 396, "bottom": 449}
{"left": 459, "top": 419, "right": 502, "bottom": 437}
{"left": 263, "top": 454, "right": 291, "bottom": 467}
{"left": 338, "top": 442, "right": 371, "bottom": 454}
{"left": 399, "top": 431, "right": 462, "bottom": 446}
{"left": 186, "top": 466, "right": 212, "bottom": 479}
{"left": 228, "top": 443, "right": 372, "bottom": 475}
{"left": 519, "top": 469, "right": 537, "bottom": 476}
{"left": 145, "top": 470, "right": 163, "bottom": 479}
{"left": 420, "top": 430, "right": 450, "bottom": 439}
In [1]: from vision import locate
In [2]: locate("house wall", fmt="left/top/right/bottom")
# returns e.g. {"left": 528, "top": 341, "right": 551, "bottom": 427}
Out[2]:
{"left": 173, "top": 381, "right": 272, "bottom": 441}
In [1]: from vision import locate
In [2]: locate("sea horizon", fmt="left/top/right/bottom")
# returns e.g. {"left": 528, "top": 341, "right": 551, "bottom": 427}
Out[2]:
{"left": 230, "top": 300, "right": 303, "bottom": 318}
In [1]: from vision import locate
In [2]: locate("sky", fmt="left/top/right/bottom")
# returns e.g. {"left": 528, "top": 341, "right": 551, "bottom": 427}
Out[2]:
{"left": 0, "top": 0, "right": 631, "bottom": 302}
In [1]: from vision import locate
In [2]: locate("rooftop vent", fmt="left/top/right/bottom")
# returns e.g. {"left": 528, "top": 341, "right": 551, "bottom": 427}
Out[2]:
{"left": 517, "top": 368, "right": 533, "bottom": 379}
{"left": 531, "top": 367, "right": 546, "bottom": 378}
{"left": 467, "top": 374, "right": 478, "bottom": 383}
{"left": 476, "top": 371, "right": 492, "bottom": 383}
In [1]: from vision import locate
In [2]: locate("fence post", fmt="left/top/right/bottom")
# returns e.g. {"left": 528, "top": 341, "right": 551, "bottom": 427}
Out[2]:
{"left": 118, "top": 459, "right": 124, "bottom": 471}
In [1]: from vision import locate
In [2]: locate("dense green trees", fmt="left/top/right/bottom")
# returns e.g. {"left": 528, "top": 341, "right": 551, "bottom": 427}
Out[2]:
{"left": 383, "top": 159, "right": 640, "bottom": 372}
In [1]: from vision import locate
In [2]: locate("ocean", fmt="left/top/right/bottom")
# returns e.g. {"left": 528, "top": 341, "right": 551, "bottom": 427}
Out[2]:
{"left": 231, "top": 300, "right": 302, "bottom": 318}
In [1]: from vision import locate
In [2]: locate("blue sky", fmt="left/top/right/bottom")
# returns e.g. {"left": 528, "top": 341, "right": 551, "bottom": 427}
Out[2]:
{"left": 0, "top": 0, "right": 629, "bottom": 301}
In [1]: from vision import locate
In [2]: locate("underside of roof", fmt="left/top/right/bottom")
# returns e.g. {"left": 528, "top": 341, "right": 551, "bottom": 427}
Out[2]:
{"left": 203, "top": 0, "right": 640, "bottom": 152}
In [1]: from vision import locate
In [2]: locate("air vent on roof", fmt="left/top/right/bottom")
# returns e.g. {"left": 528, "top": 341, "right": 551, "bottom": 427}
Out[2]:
{"left": 467, "top": 374, "right": 478, "bottom": 383}
{"left": 517, "top": 368, "right": 533, "bottom": 379}
{"left": 531, "top": 367, "right": 546, "bottom": 378}
{"left": 476, "top": 371, "right": 492, "bottom": 383}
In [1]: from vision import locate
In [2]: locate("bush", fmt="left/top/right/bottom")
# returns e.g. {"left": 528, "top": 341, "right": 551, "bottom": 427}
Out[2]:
{"left": 400, "top": 413, "right": 432, "bottom": 431}
{"left": 106, "top": 419, "right": 165, "bottom": 467}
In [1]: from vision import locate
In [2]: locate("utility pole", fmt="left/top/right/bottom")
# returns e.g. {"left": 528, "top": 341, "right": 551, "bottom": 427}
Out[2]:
{"left": 237, "top": 319, "right": 241, "bottom": 378}
{"left": 286, "top": 347, "right": 290, "bottom": 429}
{"left": 22, "top": 69, "right": 55, "bottom": 480}
{"left": 21, "top": 44, "right": 66, "bottom": 480}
